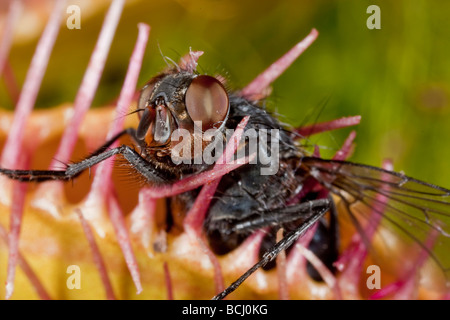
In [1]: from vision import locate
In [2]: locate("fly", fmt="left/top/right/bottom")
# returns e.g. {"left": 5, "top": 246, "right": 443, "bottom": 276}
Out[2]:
{"left": 1, "top": 45, "right": 450, "bottom": 301}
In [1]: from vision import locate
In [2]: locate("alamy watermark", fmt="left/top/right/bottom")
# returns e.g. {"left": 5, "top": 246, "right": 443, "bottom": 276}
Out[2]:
{"left": 366, "top": 264, "right": 381, "bottom": 290}
{"left": 367, "top": 5, "right": 381, "bottom": 30}
{"left": 66, "top": 5, "right": 81, "bottom": 29}
{"left": 66, "top": 265, "right": 81, "bottom": 289}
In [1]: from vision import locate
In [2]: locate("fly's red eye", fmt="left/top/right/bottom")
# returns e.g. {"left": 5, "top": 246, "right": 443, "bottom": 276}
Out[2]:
{"left": 185, "top": 75, "right": 229, "bottom": 131}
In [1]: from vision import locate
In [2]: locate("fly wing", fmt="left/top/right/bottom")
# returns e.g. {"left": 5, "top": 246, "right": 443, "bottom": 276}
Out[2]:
{"left": 301, "top": 156, "right": 450, "bottom": 272}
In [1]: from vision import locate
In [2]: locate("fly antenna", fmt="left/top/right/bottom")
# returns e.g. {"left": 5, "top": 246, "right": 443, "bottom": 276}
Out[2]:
{"left": 157, "top": 42, "right": 180, "bottom": 72}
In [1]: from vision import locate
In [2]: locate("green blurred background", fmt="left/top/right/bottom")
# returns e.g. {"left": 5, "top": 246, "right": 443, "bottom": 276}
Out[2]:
{"left": 1, "top": 0, "right": 450, "bottom": 188}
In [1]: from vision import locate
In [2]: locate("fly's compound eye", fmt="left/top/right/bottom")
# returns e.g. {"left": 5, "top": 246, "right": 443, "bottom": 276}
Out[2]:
{"left": 137, "top": 104, "right": 174, "bottom": 147}
{"left": 136, "top": 107, "right": 154, "bottom": 140}
{"left": 137, "top": 81, "right": 156, "bottom": 120}
{"left": 137, "top": 81, "right": 174, "bottom": 146}
{"left": 136, "top": 81, "right": 157, "bottom": 141}
{"left": 185, "top": 75, "right": 229, "bottom": 131}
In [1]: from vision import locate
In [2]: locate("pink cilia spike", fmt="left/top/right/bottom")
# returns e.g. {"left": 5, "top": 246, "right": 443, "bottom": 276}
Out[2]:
{"left": 311, "top": 130, "right": 356, "bottom": 193}
{"left": 221, "top": 229, "right": 266, "bottom": 275}
{"left": 76, "top": 209, "right": 116, "bottom": 300}
{"left": 0, "top": 0, "right": 22, "bottom": 77}
{"left": 5, "top": 166, "right": 28, "bottom": 300}
{"left": 144, "top": 158, "right": 252, "bottom": 199}
{"left": 240, "top": 28, "right": 318, "bottom": 100}
{"left": 286, "top": 197, "right": 336, "bottom": 299}
{"left": 276, "top": 229, "right": 290, "bottom": 300}
{"left": 293, "top": 242, "right": 342, "bottom": 299}
{"left": 1, "top": 0, "right": 66, "bottom": 300}
{"left": 129, "top": 188, "right": 158, "bottom": 257}
{"left": 332, "top": 130, "right": 356, "bottom": 161}
{"left": 288, "top": 125, "right": 356, "bottom": 205}
{"left": 163, "top": 262, "right": 174, "bottom": 300}
{"left": 219, "top": 229, "right": 269, "bottom": 295}
{"left": 0, "top": 224, "right": 51, "bottom": 300}
{"left": 294, "top": 115, "right": 361, "bottom": 138}
{"left": 185, "top": 187, "right": 226, "bottom": 294}
{"left": 0, "top": 0, "right": 64, "bottom": 171}
{"left": 31, "top": 0, "right": 125, "bottom": 219}
{"left": 335, "top": 159, "right": 393, "bottom": 298}
{"left": 369, "top": 229, "right": 439, "bottom": 300}
{"left": 286, "top": 223, "right": 317, "bottom": 277}
{"left": 108, "top": 191, "right": 143, "bottom": 295}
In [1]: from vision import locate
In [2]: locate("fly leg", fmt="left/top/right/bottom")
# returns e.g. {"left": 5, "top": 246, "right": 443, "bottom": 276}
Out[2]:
{"left": 229, "top": 198, "right": 331, "bottom": 234}
{"left": 89, "top": 128, "right": 148, "bottom": 158}
{"left": 232, "top": 197, "right": 339, "bottom": 280}
{"left": 0, "top": 128, "right": 170, "bottom": 184}
{"left": 212, "top": 197, "right": 332, "bottom": 300}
